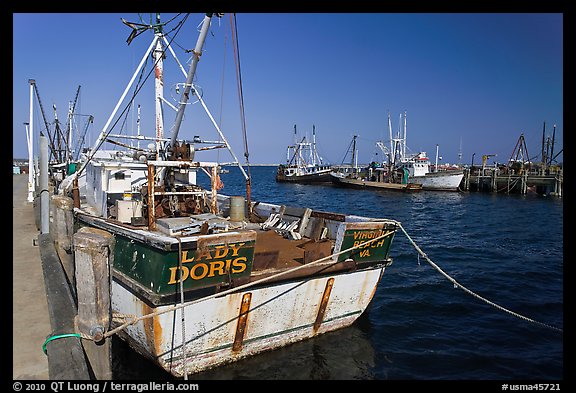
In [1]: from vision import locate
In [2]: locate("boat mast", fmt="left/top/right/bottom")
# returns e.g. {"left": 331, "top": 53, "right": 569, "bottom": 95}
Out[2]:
{"left": 549, "top": 124, "right": 556, "bottom": 167}
{"left": 152, "top": 13, "right": 164, "bottom": 159}
{"left": 67, "top": 101, "right": 73, "bottom": 164}
{"left": 312, "top": 125, "right": 316, "bottom": 166}
{"left": 27, "top": 79, "right": 35, "bottom": 202}
{"left": 289, "top": 124, "right": 296, "bottom": 163}
{"left": 402, "top": 111, "right": 407, "bottom": 159}
{"left": 435, "top": 144, "right": 439, "bottom": 172}
{"left": 352, "top": 134, "right": 358, "bottom": 170}
{"left": 137, "top": 104, "right": 141, "bottom": 150}
{"left": 168, "top": 13, "right": 214, "bottom": 152}
{"left": 388, "top": 112, "right": 393, "bottom": 165}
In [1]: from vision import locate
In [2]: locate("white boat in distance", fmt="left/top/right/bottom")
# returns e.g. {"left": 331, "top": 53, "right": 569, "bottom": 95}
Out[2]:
{"left": 378, "top": 112, "right": 464, "bottom": 191}
{"left": 398, "top": 151, "right": 464, "bottom": 191}
{"left": 276, "top": 125, "right": 333, "bottom": 183}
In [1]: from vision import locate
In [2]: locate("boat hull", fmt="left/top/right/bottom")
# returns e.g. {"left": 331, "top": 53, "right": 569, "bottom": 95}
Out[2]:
{"left": 75, "top": 197, "right": 398, "bottom": 378}
{"left": 275, "top": 169, "right": 333, "bottom": 183}
{"left": 112, "top": 265, "right": 385, "bottom": 377}
{"left": 410, "top": 170, "right": 464, "bottom": 191}
{"left": 330, "top": 173, "right": 422, "bottom": 192}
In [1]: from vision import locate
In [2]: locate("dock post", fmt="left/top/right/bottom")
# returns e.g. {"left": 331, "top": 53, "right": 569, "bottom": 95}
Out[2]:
{"left": 39, "top": 134, "right": 50, "bottom": 234}
{"left": 522, "top": 172, "right": 528, "bottom": 194}
{"left": 50, "top": 195, "right": 76, "bottom": 291}
{"left": 491, "top": 170, "right": 497, "bottom": 193}
{"left": 73, "top": 227, "right": 115, "bottom": 379}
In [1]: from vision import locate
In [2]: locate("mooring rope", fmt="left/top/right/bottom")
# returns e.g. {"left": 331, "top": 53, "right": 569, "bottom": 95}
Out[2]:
{"left": 176, "top": 237, "right": 189, "bottom": 380}
{"left": 105, "top": 221, "right": 562, "bottom": 341}
{"left": 397, "top": 223, "right": 563, "bottom": 334}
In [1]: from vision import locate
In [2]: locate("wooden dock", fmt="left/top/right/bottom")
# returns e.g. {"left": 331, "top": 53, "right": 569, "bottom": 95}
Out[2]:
{"left": 460, "top": 167, "right": 562, "bottom": 196}
{"left": 13, "top": 173, "right": 91, "bottom": 380}
{"left": 13, "top": 174, "right": 50, "bottom": 379}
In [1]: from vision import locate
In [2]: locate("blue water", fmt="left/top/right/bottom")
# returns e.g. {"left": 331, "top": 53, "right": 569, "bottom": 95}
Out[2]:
{"left": 115, "top": 165, "right": 563, "bottom": 381}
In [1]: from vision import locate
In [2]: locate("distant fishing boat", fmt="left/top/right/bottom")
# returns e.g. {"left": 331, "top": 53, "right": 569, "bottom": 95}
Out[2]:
{"left": 331, "top": 170, "right": 423, "bottom": 192}
{"left": 55, "top": 13, "right": 400, "bottom": 378}
{"left": 276, "top": 124, "right": 333, "bottom": 183}
{"left": 330, "top": 135, "right": 422, "bottom": 192}
{"left": 378, "top": 112, "right": 464, "bottom": 192}
{"left": 398, "top": 150, "right": 464, "bottom": 191}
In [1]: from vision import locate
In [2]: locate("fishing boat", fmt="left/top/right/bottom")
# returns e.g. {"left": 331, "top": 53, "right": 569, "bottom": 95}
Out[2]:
{"left": 331, "top": 169, "right": 423, "bottom": 192}
{"left": 398, "top": 150, "right": 464, "bottom": 191}
{"left": 275, "top": 124, "right": 333, "bottom": 183}
{"left": 56, "top": 13, "right": 400, "bottom": 378}
{"left": 378, "top": 112, "right": 464, "bottom": 191}
{"left": 330, "top": 135, "right": 422, "bottom": 192}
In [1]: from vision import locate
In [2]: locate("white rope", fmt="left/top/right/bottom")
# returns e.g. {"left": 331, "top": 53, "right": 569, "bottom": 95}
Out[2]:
{"left": 176, "top": 238, "right": 188, "bottom": 380}
{"left": 107, "top": 221, "right": 562, "bottom": 340}
{"left": 398, "top": 223, "right": 563, "bottom": 334}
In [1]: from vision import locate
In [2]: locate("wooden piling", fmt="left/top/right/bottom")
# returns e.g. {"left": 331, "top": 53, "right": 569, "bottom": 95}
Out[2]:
{"left": 50, "top": 195, "right": 75, "bottom": 288}
{"left": 73, "top": 226, "right": 115, "bottom": 379}
{"left": 39, "top": 232, "right": 91, "bottom": 380}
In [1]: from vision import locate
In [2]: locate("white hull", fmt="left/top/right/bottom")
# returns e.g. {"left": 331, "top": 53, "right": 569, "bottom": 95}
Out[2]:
{"left": 112, "top": 266, "right": 384, "bottom": 377}
{"left": 410, "top": 170, "right": 464, "bottom": 191}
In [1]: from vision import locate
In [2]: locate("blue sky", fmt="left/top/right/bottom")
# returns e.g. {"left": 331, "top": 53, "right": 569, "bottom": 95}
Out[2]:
{"left": 13, "top": 13, "right": 563, "bottom": 166}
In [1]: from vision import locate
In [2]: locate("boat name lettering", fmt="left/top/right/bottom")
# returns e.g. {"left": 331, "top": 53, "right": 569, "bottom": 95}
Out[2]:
{"left": 352, "top": 230, "right": 385, "bottom": 240}
{"left": 352, "top": 238, "right": 386, "bottom": 249}
{"left": 167, "top": 257, "right": 248, "bottom": 284}
{"left": 181, "top": 242, "right": 246, "bottom": 263}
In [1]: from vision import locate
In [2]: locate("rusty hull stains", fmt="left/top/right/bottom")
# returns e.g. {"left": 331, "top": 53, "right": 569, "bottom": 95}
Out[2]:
{"left": 313, "top": 278, "right": 334, "bottom": 333}
{"left": 232, "top": 293, "right": 252, "bottom": 352}
{"left": 141, "top": 302, "right": 163, "bottom": 357}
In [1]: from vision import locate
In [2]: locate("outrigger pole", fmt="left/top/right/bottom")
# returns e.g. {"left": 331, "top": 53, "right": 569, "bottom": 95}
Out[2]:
{"left": 164, "top": 13, "right": 251, "bottom": 193}
{"left": 168, "top": 13, "right": 214, "bottom": 151}
{"left": 74, "top": 36, "right": 159, "bottom": 179}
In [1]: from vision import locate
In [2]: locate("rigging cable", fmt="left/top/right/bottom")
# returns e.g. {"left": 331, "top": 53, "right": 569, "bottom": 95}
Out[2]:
{"left": 217, "top": 26, "right": 228, "bottom": 165}
{"left": 230, "top": 13, "right": 252, "bottom": 206}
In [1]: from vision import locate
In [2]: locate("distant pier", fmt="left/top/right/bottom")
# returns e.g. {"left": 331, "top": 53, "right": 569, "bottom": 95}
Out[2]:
{"left": 461, "top": 165, "right": 562, "bottom": 197}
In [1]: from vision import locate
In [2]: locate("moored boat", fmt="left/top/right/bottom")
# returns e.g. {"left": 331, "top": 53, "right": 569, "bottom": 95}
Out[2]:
{"left": 330, "top": 135, "right": 422, "bottom": 192}
{"left": 275, "top": 125, "right": 333, "bottom": 183}
{"left": 378, "top": 112, "right": 464, "bottom": 191}
{"left": 55, "top": 13, "right": 400, "bottom": 378}
{"left": 330, "top": 170, "right": 423, "bottom": 192}
{"left": 398, "top": 151, "right": 464, "bottom": 191}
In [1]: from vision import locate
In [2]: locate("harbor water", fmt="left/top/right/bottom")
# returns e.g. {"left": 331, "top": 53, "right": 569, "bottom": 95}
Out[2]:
{"left": 114, "top": 165, "right": 563, "bottom": 380}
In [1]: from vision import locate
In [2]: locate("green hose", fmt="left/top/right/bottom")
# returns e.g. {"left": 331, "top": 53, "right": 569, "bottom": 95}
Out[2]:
{"left": 42, "top": 333, "right": 81, "bottom": 355}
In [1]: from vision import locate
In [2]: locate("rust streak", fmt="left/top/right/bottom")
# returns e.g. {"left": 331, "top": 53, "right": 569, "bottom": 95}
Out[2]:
{"left": 313, "top": 278, "right": 334, "bottom": 333}
{"left": 141, "top": 303, "right": 157, "bottom": 355}
{"left": 153, "top": 314, "right": 163, "bottom": 354}
{"left": 232, "top": 293, "right": 252, "bottom": 352}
